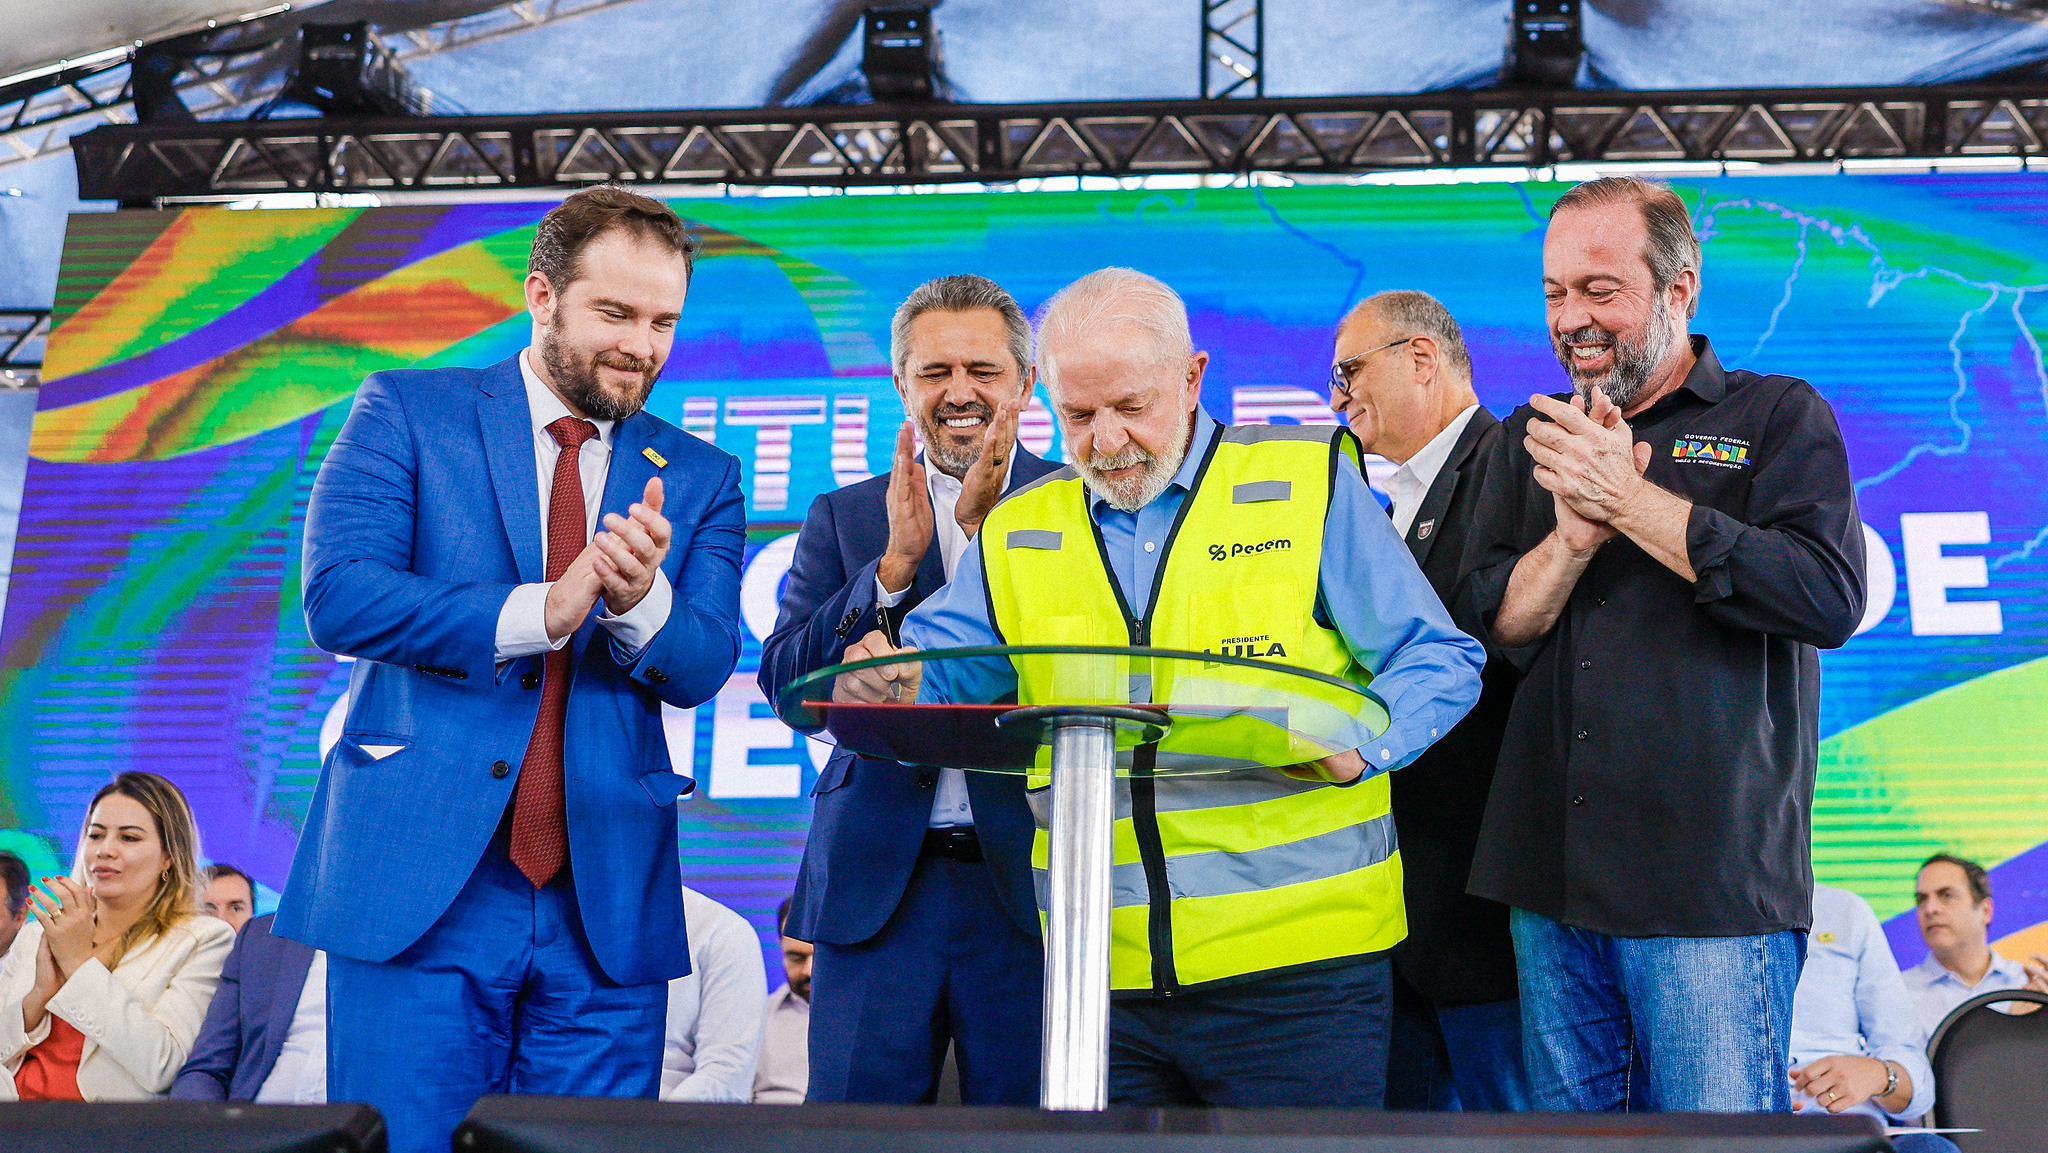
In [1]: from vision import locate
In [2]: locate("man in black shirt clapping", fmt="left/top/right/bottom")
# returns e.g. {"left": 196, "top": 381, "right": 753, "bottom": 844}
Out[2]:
{"left": 1460, "top": 176, "right": 1866, "bottom": 1113}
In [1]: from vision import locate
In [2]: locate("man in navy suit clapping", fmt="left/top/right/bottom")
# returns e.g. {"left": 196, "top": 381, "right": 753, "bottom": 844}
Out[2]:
{"left": 759, "top": 275, "right": 1055, "bottom": 1104}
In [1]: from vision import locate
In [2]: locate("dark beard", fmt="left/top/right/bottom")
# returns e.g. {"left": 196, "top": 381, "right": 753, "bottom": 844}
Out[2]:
{"left": 540, "top": 319, "right": 658, "bottom": 422}
{"left": 1553, "top": 303, "right": 1676, "bottom": 410}
{"left": 919, "top": 400, "right": 994, "bottom": 477}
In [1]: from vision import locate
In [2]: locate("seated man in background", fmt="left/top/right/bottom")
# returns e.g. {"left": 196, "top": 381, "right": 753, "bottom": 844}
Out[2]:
{"left": 202, "top": 864, "right": 256, "bottom": 935}
{"left": 1789, "top": 885, "right": 1955, "bottom": 1153}
{"left": 1903, "top": 853, "right": 2047, "bottom": 1036}
{"left": 754, "top": 899, "right": 811, "bottom": 1105}
{"left": 170, "top": 912, "right": 324, "bottom": 1102}
{"left": 661, "top": 886, "right": 766, "bottom": 1102}
{"left": 0, "top": 852, "right": 27, "bottom": 963}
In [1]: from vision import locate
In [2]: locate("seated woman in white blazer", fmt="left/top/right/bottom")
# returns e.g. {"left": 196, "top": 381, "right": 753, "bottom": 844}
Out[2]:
{"left": 0, "top": 771, "right": 234, "bottom": 1100}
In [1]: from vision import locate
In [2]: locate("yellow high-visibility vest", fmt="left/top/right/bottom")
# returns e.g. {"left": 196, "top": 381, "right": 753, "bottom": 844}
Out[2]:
{"left": 979, "top": 423, "right": 1405, "bottom": 992}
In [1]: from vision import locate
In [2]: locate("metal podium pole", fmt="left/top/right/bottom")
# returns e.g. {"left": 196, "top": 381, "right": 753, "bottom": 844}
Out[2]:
{"left": 1038, "top": 715, "right": 1116, "bottom": 1111}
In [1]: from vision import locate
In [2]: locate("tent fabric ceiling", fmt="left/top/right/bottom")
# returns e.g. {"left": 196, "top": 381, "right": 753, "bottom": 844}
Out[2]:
{"left": 0, "top": 1, "right": 265, "bottom": 80}
{"left": 10, "top": 0, "right": 2048, "bottom": 313}
{"left": 11, "top": 1, "right": 2048, "bottom": 105}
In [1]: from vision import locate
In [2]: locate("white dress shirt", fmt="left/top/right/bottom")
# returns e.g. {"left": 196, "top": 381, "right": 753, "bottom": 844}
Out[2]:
{"left": 493, "top": 349, "right": 672, "bottom": 662}
{"left": 1386, "top": 404, "right": 1480, "bottom": 538}
{"left": 875, "top": 453, "right": 1016, "bottom": 828}
{"left": 254, "top": 951, "right": 328, "bottom": 1104}
{"left": 752, "top": 983, "right": 810, "bottom": 1104}
{"left": 1902, "top": 947, "right": 2030, "bottom": 1038}
{"left": 660, "top": 887, "right": 767, "bottom": 1103}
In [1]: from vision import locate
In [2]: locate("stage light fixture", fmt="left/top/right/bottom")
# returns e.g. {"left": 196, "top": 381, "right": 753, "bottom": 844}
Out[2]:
{"left": 862, "top": 4, "right": 943, "bottom": 102}
{"left": 1504, "top": 0, "right": 1584, "bottom": 88}
{"left": 278, "top": 21, "right": 429, "bottom": 117}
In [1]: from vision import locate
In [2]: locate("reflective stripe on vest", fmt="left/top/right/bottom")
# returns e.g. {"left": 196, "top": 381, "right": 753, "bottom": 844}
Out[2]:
{"left": 983, "top": 423, "right": 1406, "bottom": 991}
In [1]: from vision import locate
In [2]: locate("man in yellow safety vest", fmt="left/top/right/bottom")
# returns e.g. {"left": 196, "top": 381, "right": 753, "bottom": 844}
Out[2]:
{"left": 838, "top": 267, "right": 1485, "bottom": 1107}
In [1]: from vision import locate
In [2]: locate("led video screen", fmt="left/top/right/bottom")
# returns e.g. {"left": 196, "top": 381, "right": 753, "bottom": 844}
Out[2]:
{"left": 5, "top": 176, "right": 2045, "bottom": 964}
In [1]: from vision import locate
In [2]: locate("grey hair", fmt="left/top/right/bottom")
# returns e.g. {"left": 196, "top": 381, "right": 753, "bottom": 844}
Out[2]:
{"left": 889, "top": 274, "right": 1034, "bottom": 380}
{"left": 1549, "top": 176, "right": 1703, "bottom": 319}
{"left": 1034, "top": 268, "right": 1194, "bottom": 397}
{"left": 1339, "top": 290, "right": 1473, "bottom": 379}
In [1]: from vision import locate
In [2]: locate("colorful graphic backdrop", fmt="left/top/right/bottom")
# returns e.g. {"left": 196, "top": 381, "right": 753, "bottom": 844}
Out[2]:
{"left": 4, "top": 178, "right": 2045, "bottom": 967}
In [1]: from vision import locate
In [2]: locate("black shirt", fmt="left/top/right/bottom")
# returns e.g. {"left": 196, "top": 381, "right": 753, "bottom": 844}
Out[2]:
{"left": 1459, "top": 337, "right": 1866, "bottom": 938}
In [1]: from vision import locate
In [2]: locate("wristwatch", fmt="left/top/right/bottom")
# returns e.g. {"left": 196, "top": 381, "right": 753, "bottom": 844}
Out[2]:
{"left": 1879, "top": 1059, "right": 1899, "bottom": 1101}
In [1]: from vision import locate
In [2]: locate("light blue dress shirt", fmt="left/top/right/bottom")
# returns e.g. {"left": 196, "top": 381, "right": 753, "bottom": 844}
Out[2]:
{"left": 903, "top": 412, "right": 1485, "bottom": 774}
{"left": 1789, "top": 885, "right": 1938, "bottom": 1122}
{"left": 1902, "top": 942, "right": 2031, "bottom": 1040}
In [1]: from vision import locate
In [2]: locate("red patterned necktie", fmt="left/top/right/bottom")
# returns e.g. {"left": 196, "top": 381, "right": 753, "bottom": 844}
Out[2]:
{"left": 510, "top": 414, "right": 598, "bottom": 888}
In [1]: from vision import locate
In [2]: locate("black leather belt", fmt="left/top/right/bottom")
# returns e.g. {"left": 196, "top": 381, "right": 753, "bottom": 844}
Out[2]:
{"left": 921, "top": 827, "right": 983, "bottom": 863}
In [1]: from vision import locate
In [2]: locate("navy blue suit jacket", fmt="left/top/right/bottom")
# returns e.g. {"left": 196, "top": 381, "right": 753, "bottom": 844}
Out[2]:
{"left": 276, "top": 356, "right": 746, "bottom": 985}
{"left": 170, "top": 915, "right": 318, "bottom": 1101}
{"left": 759, "top": 451, "right": 1057, "bottom": 946}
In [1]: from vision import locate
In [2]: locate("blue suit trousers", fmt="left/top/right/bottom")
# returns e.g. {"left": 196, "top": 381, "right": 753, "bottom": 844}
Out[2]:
{"left": 807, "top": 853, "right": 1043, "bottom": 1104}
{"left": 327, "top": 829, "right": 667, "bottom": 1153}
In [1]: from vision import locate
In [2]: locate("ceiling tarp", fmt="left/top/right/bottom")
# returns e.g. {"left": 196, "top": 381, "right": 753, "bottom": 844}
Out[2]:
{"left": 0, "top": 1, "right": 305, "bottom": 80}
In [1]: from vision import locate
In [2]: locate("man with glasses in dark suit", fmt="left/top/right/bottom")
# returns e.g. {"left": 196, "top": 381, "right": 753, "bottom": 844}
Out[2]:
{"left": 1329, "top": 290, "right": 1530, "bottom": 1112}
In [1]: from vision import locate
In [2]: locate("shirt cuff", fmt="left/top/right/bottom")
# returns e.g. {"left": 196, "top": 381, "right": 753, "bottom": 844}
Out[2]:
{"left": 875, "top": 573, "right": 911, "bottom": 609}
{"left": 598, "top": 569, "right": 672, "bottom": 658}
{"left": 1686, "top": 503, "right": 1746, "bottom": 604}
{"left": 496, "top": 582, "right": 570, "bottom": 661}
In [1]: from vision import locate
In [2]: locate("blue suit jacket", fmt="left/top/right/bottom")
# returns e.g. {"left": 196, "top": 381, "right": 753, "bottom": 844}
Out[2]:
{"left": 170, "top": 914, "right": 318, "bottom": 1101}
{"left": 276, "top": 356, "right": 745, "bottom": 986}
{"left": 758, "top": 450, "right": 1058, "bottom": 946}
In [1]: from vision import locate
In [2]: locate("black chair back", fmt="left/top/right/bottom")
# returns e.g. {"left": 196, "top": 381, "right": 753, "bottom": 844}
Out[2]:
{"left": 1928, "top": 987, "right": 2048, "bottom": 1152}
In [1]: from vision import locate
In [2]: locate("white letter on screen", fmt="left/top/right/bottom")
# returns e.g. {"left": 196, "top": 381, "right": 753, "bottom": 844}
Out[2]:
{"left": 709, "top": 674, "right": 804, "bottom": 799}
{"left": 1900, "top": 511, "right": 2003, "bottom": 636}
{"left": 1854, "top": 522, "right": 1896, "bottom": 636}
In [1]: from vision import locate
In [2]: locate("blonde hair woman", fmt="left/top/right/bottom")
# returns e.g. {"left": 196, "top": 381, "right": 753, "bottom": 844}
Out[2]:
{"left": 0, "top": 772, "right": 235, "bottom": 1099}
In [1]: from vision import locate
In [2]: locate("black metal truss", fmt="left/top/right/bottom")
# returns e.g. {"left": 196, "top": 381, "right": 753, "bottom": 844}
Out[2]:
{"left": 0, "top": 309, "right": 50, "bottom": 370}
{"left": 1203, "top": 0, "right": 1263, "bottom": 99}
{"left": 0, "top": 0, "right": 638, "bottom": 171}
{"left": 68, "top": 83, "right": 2048, "bottom": 201}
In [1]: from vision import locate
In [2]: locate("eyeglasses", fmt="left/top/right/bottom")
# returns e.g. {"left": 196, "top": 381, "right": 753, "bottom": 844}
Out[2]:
{"left": 1328, "top": 336, "right": 1414, "bottom": 397}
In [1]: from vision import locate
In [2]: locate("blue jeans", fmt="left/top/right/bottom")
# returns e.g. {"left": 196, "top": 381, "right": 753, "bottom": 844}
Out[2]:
{"left": 1110, "top": 958, "right": 1391, "bottom": 1107}
{"left": 1510, "top": 908, "right": 1803, "bottom": 1112}
{"left": 328, "top": 834, "right": 667, "bottom": 1153}
{"left": 1387, "top": 978, "right": 1533, "bottom": 1111}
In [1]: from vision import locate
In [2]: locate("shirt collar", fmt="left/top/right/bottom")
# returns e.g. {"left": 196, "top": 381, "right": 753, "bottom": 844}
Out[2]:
{"left": 1088, "top": 409, "right": 1218, "bottom": 519}
{"left": 1910, "top": 949, "right": 2024, "bottom": 988}
{"left": 1672, "top": 334, "right": 1724, "bottom": 403}
{"left": 519, "top": 348, "right": 617, "bottom": 448}
{"left": 1393, "top": 403, "right": 1480, "bottom": 494}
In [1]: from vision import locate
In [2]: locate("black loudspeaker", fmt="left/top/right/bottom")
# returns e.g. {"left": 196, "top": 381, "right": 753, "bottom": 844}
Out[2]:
{"left": 456, "top": 1098, "right": 1887, "bottom": 1153}
{"left": 861, "top": 4, "right": 941, "bottom": 102}
{"left": 0, "top": 1101, "right": 384, "bottom": 1153}
{"left": 1504, "top": 0, "right": 1584, "bottom": 88}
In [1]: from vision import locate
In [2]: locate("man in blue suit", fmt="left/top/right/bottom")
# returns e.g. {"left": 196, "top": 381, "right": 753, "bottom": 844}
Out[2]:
{"left": 278, "top": 187, "right": 745, "bottom": 1153}
{"left": 171, "top": 914, "right": 322, "bottom": 1101}
{"left": 759, "top": 275, "right": 1054, "bottom": 1104}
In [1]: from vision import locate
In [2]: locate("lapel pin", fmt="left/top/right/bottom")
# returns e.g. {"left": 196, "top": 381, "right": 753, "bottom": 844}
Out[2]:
{"left": 642, "top": 447, "right": 668, "bottom": 468}
{"left": 1415, "top": 519, "right": 1435, "bottom": 540}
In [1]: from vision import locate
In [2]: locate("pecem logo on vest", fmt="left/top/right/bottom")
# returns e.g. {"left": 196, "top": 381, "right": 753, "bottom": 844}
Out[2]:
{"left": 1207, "top": 537, "right": 1292, "bottom": 561}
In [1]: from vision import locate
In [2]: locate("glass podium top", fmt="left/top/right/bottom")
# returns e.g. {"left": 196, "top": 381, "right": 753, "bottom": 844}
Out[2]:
{"left": 775, "top": 644, "right": 1389, "bottom": 776}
